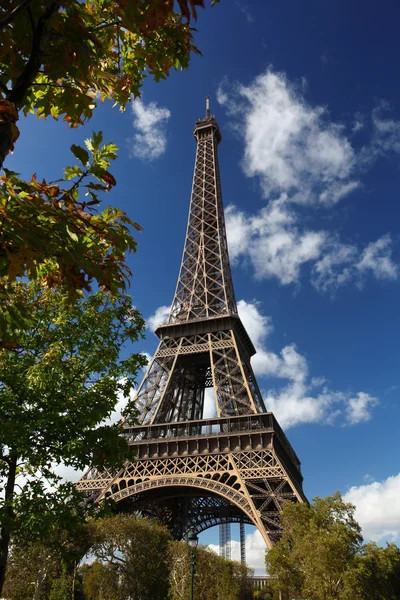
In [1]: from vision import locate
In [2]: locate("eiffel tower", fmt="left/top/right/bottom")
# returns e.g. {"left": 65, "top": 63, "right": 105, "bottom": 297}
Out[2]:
{"left": 77, "top": 98, "right": 306, "bottom": 549}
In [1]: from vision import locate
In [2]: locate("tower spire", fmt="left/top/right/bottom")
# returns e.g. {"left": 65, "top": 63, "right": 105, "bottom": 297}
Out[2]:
{"left": 168, "top": 102, "right": 232, "bottom": 324}
{"left": 205, "top": 95, "right": 210, "bottom": 118}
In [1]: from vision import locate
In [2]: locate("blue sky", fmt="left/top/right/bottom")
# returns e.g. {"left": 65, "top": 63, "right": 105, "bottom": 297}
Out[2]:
{"left": 7, "top": 0, "right": 400, "bottom": 573}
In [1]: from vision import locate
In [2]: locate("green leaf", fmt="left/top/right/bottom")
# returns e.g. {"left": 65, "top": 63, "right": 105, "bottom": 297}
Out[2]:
{"left": 70, "top": 144, "right": 89, "bottom": 166}
{"left": 92, "top": 131, "right": 103, "bottom": 147}
{"left": 66, "top": 226, "right": 78, "bottom": 242}
{"left": 64, "top": 165, "right": 82, "bottom": 180}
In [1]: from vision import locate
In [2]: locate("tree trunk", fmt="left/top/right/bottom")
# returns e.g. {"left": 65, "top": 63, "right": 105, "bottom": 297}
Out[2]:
{"left": 71, "top": 560, "right": 77, "bottom": 600}
{"left": 0, "top": 454, "right": 18, "bottom": 595}
{"left": 33, "top": 552, "right": 48, "bottom": 600}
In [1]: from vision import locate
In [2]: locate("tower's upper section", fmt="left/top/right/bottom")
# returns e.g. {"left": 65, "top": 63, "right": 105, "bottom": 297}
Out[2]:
{"left": 168, "top": 99, "right": 237, "bottom": 324}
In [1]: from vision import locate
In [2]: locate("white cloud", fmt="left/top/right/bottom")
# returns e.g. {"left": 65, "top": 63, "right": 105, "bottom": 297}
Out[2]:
{"left": 312, "top": 235, "right": 398, "bottom": 292}
{"left": 147, "top": 305, "right": 170, "bottom": 332}
{"left": 236, "top": 1, "right": 255, "bottom": 23}
{"left": 344, "top": 474, "right": 400, "bottom": 542}
{"left": 219, "top": 69, "right": 398, "bottom": 292}
{"left": 352, "top": 112, "right": 365, "bottom": 133}
{"left": 53, "top": 462, "right": 84, "bottom": 483}
{"left": 203, "top": 388, "right": 217, "bottom": 419}
{"left": 237, "top": 299, "right": 378, "bottom": 429}
{"left": 226, "top": 201, "right": 326, "bottom": 285}
{"left": 226, "top": 203, "right": 397, "bottom": 291}
{"left": 371, "top": 102, "right": 400, "bottom": 155}
{"left": 345, "top": 392, "right": 379, "bottom": 425}
{"left": 357, "top": 235, "right": 398, "bottom": 280}
{"left": 130, "top": 99, "right": 171, "bottom": 160}
{"left": 218, "top": 69, "right": 358, "bottom": 206}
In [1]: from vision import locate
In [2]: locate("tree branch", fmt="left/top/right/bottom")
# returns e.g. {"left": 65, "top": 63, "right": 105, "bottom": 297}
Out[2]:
{"left": 9, "top": 2, "right": 60, "bottom": 106}
{"left": 0, "top": 0, "right": 36, "bottom": 29}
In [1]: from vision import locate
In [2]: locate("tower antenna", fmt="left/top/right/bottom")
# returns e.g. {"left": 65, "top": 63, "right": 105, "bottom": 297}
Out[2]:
{"left": 205, "top": 95, "right": 210, "bottom": 118}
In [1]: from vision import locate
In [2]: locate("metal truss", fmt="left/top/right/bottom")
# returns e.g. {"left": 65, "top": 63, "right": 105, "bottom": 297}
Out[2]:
{"left": 240, "top": 520, "right": 246, "bottom": 564}
{"left": 220, "top": 522, "right": 231, "bottom": 560}
{"left": 77, "top": 105, "right": 306, "bottom": 549}
{"left": 168, "top": 114, "right": 236, "bottom": 324}
{"left": 134, "top": 329, "right": 266, "bottom": 424}
{"left": 77, "top": 414, "right": 306, "bottom": 549}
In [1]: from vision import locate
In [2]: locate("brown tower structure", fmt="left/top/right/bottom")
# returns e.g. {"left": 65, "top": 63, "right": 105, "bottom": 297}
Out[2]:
{"left": 77, "top": 100, "right": 306, "bottom": 548}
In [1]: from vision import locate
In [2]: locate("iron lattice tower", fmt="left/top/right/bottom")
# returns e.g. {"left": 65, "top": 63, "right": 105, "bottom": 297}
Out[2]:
{"left": 77, "top": 99, "right": 306, "bottom": 548}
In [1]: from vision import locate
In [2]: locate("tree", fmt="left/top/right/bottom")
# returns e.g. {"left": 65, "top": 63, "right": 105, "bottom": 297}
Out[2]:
{"left": 0, "top": 0, "right": 218, "bottom": 165}
{"left": 3, "top": 526, "right": 88, "bottom": 600}
{"left": 88, "top": 514, "right": 171, "bottom": 600}
{"left": 2, "top": 540, "right": 60, "bottom": 600}
{"left": 0, "top": 283, "right": 146, "bottom": 594}
{"left": 266, "top": 492, "right": 363, "bottom": 600}
{"left": 1, "top": 131, "right": 141, "bottom": 344}
{"left": 168, "top": 540, "right": 252, "bottom": 600}
{"left": 342, "top": 542, "right": 400, "bottom": 600}
{"left": 0, "top": 0, "right": 220, "bottom": 338}
{"left": 252, "top": 587, "right": 275, "bottom": 600}
{"left": 82, "top": 561, "right": 125, "bottom": 600}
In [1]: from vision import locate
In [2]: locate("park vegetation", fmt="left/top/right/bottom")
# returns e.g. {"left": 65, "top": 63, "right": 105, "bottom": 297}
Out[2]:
{"left": 3, "top": 496, "right": 399, "bottom": 599}
{"left": 2, "top": 515, "right": 254, "bottom": 600}
{"left": 0, "top": 283, "right": 147, "bottom": 591}
{"left": 266, "top": 493, "right": 400, "bottom": 600}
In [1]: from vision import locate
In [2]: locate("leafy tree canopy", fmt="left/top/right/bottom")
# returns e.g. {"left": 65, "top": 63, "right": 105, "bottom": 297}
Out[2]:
{"left": 0, "top": 0, "right": 219, "bottom": 165}
{"left": 0, "top": 131, "right": 142, "bottom": 344}
{"left": 87, "top": 514, "right": 172, "bottom": 600}
{"left": 168, "top": 540, "right": 253, "bottom": 600}
{"left": 266, "top": 493, "right": 400, "bottom": 600}
{"left": 342, "top": 541, "right": 400, "bottom": 600}
{"left": 0, "top": 282, "right": 146, "bottom": 592}
{"left": 266, "top": 492, "right": 363, "bottom": 600}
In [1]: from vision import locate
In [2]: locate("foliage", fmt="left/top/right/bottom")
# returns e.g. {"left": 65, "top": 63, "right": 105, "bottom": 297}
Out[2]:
{"left": 341, "top": 542, "right": 400, "bottom": 600}
{"left": 0, "top": 0, "right": 220, "bottom": 162}
{"left": 0, "top": 131, "right": 143, "bottom": 343}
{"left": 252, "top": 585, "right": 275, "bottom": 599}
{"left": 82, "top": 561, "right": 125, "bottom": 600}
{"left": 168, "top": 540, "right": 252, "bottom": 600}
{"left": 3, "top": 540, "right": 60, "bottom": 599}
{"left": 3, "top": 530, "right": 86, "bottom": 600}
{"left": 87, "top": 514, "right": 171, "bottom": 600}
{"left": 266, "top": 492, "right": 363, "bottom": 600}
{"left": 0, "top": 283, "right": 146, "bottom": 593}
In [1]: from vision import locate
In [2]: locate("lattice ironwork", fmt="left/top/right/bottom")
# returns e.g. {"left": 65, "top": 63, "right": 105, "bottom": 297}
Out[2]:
{"left": 240, "top": 520, "right": 246, "bottom": 565}
{"left": 77, "top": 101, "right": 306, "bottom": 550}
{"left": 168, "top": 112, "right": 236, "bottom": 324}
{"left": 220, "top": 522, "right": 231, "bottom": 560}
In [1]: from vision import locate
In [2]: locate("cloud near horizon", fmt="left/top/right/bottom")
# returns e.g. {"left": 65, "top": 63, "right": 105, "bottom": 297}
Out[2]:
{"left": 344, "top": 473, "right": 400, "bottom": 543}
